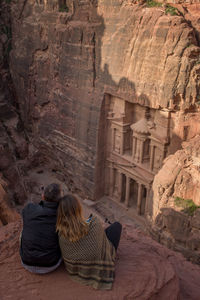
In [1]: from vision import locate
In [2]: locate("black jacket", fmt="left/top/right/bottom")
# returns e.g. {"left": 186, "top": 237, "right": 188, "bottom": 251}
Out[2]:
{"left": 20, "top": 201, "right": 61, "bottom": 267}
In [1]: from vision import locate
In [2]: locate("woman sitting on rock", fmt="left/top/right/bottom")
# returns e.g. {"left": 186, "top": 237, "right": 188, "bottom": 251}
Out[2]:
{"left": 56, "top": 194, "right": 122, "bottom": 290}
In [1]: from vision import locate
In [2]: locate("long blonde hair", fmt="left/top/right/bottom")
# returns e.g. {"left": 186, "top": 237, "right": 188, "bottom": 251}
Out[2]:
{"left": 56, "top": 194, "right": 88, "bottom": 242}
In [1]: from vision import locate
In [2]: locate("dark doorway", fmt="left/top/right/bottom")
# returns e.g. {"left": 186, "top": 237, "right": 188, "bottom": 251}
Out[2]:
{"left": 140, "top": 185, "right": 147, "bottom": 215}
{"left": 129, "top": 179, "right": 138, "bottom": 208}
{"left": 120, "top": 174, "right": 126, "bottom": 203}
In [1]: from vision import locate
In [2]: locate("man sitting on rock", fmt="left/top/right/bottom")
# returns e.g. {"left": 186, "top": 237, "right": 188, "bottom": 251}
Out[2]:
{"left": 20, "top": 183, "right": 62, "bottom": 274}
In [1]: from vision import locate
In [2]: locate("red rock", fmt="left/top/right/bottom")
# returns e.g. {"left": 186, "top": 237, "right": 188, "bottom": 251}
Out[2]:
{"left": 0, "top": 222, "right": 180, "bottom": 299}
{"left": 0, "top": 0, "right": 200, "bottom": 277}
{"left": 1, "top": 221, "right": 200, "bottom": 299}
{"left": 152, "top": 136, "right": 200, "bottom": 262}
{"left": 0, "top": 182, "right": 20, "bottom": 225}
{"left": 191, "top": 209, "right": 200, "bottom": 229}
{"left": 8, "top": 0, "right": 200, "bottom": 199}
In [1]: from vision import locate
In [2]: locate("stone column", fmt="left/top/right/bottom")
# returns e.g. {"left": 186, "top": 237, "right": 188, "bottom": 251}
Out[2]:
{"left": 109, "top": 165, "right": 114, "bottom": 197}
{"left": 140, "top": 139, "right": 144, "bottom": 164}
{"left": 136, "top": 140, "right": 142, "bottom": 163}
{"left": 135, "top": 139, "right": 139, "bottom": 162}
{"left": 137, "top": 183, "right": 142, "bottom": 215}
{"left": 125, "top": 176, "right": 130, "bottom": 207}
{"left": 145, "top": 188, "right": 150, "bottom": 215}
{"left": 112, "top": 127, "right": 115, "bottom": 152}
{"left": 120, "top": 130, "right": 124, "bottom": 155}
{"left": 132, "top": 136, "right": 136, "bottom": 160}
{"left": 150, "top": 144, "right": 154, "bottom": 171}
{"left": 118, "top": 172, "right": 123, "bottom": 202}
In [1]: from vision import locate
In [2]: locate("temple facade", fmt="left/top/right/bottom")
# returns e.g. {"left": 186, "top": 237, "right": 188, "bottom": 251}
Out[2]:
{"left": 104, "top": 94, "right": 171, "bottom": 218}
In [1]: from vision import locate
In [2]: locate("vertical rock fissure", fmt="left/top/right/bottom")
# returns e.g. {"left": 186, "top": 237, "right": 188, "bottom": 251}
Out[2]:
{"left": 92, "top": 32, "right": 96, "bottom": 88}
{"left": 18, "top": 0, "right": 28, "bottom": 20}
{"left": 80, "top": 30, "right": 83, "bottom": 55}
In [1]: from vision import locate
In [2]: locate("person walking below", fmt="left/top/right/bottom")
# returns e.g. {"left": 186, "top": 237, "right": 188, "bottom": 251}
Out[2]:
{"left": 56, "top": 194, "right": 122, "bottom": 290}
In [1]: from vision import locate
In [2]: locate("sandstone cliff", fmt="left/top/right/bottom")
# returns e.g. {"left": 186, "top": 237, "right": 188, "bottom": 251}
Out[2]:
{"left": 0, "top": 0, "right": 28, "bottom": 205}
{"left": 0, "top": 0, "right": 199, "bottom": 265}
{"left": 9, "top": 0, "right": 200, "bottom": 199}
{"left": 151, "top": 135, "right": 200, "bottom": 263}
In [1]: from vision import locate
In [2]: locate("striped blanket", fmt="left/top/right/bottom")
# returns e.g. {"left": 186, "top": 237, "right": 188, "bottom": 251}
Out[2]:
{"left": 59, "top": 216, "right": 116, "bottom": 290}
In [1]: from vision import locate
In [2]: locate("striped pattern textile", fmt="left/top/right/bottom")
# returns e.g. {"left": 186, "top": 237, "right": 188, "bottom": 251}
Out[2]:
{"left": 59, "top": 216, "right": 116, "bottom": 290}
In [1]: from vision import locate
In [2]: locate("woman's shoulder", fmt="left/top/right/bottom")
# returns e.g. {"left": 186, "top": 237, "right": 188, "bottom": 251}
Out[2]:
{"left": 89, "top": 215, "right": 104, "bottom": 232}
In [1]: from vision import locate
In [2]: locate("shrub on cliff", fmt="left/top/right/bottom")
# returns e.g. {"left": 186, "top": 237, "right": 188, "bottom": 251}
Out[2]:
{"left": 146, "top": 0, "right": 162, "bottom": 7}
{"left": 174, "top": 197, "right": 200, "bottom": 216}
{"left": 165, "top": 5, "right": 179, "bottom": 16}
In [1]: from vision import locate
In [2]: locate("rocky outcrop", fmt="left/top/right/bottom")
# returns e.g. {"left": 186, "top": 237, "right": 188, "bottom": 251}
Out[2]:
{"left": 9, "top": 0, "right": 200, "bottom": 199}
{"left": 99, "top": 1, "right": 200, "bottom": 109}
{"left": 0, "top": 179, "right": 20, "bottom": 226}
{"left": 1, "top": 219, "right": 200, "bottom": 300}
{"left": 153, "top": 0, "right": 200, "bottom": 3}
{"left": 151, "top": 135, "right": 200, "bottom": 263}
{"left": 152, "top": 135, "right": 200, "bottom": 215}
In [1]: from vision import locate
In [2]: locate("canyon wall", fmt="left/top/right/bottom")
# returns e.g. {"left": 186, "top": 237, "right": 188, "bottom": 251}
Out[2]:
{"left": 152, "top": 135, "right": 200, "bottom": 263}
{"left": 9, "top": 0, "right": 200, "bottom": 201}
{"left": 0, "top": 0, "right": 28, "bottom": 208}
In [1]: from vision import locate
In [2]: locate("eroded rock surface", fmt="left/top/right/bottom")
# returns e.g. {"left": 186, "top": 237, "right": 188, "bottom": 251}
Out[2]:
{"left": 0, "top": 179, "right": 20, "bottom": 226}
{"left": 152, "top": 135, "right": 200, "bottom": 263}
{"left": 9, "top": 0, "right": 200, "bottom": 200}
{"left": 0, "top": 0, "right": 199, "bottom": 276}
{"left": 0, "top": 0, "right": 28, "bottom": 205}
{"left": 1, "top": 219, "right": 200, "bottom": 300}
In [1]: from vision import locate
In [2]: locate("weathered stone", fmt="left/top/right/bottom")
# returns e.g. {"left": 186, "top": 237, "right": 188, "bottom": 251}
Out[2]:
{"left": 191, "top": 208, "right": 200, "bottom": 229}
{"left": 0, "top": 0, "right": 200, "bottom": 267}
{"left": 0, "top": 181, "right": 20, "bottom": 225}
{"left": 8, "top": 0, "right": 200, "bottom": 201}
{"left": 186, "top": 233, "right": 200, "bottom": 251}
{"left": 152, "top": 136, "right": 200, "bottom": 262}
{"left": 161, "top": 208, "right": 191, "bottom": 242}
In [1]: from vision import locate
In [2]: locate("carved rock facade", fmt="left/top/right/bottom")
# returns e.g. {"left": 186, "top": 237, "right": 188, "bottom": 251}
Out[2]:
{"left": 104, "top": 95, "right": 173, "bottom": 216}
{"left": 9, "top": 0, "right": 200, "bottom": 206}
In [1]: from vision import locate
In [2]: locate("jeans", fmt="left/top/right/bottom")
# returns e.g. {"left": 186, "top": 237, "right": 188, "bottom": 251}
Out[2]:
{"left": 105, "top": 222, "right": 122, "bottom": 250}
